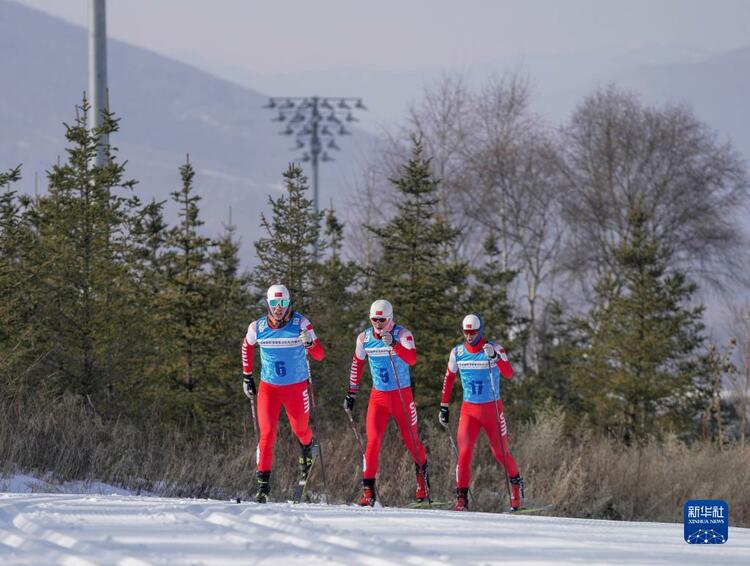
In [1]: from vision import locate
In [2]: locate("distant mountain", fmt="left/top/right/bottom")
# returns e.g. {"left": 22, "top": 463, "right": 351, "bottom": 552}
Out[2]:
{"left": 612, "top": 46, "right": 750, "bottom": 160}
{"left": 206, "top": 44, "right": 750, "bottom": 166}
{"left": 3, "top": 0, "right": 748, "bottom": 273}
{"left": 0, "top": 0, "right": 375, "bottom": 265}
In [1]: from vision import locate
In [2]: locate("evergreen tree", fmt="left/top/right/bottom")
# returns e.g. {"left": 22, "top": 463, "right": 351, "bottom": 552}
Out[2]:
{"left": 204, "top": 221, "right": 253, "bottom": 433}
{"left": 309, "top": 207, "right": 362, "bottom": 413}
{"left": 467, "top": 233, "right": 518, "bottom": 348}
{"left": 367, "top": 135, "right": 467, "bottom": 407}
{"left": 571, "top": 206, "right": 706, "bottom": 442}
{"left": 0, "top": 166, "right": 21, "bottom": 188}
{"left": 148, "top": 157, "right": 214, "bottom": 426}
{"left": 252, "top": 163, "right": 323, "bottom": 313}
{"left": 463, "top": 233, "right": 522, "bottom": 414}
{"left": 118, "top": 197, "right": 169, "bottom": 417}
{"left": 0, "top": 165, "right": 32, "bottom": 388}
{"left": 25, "top": 99, "right": 139, "bottom": 401}
{"left": 131, "top": 198, "right": 169, "bottom": 294}
{"left": 514, "top": 300, "right": 583, "bottom": 426}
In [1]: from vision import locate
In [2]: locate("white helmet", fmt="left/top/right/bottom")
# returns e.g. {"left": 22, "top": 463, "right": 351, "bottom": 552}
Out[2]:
{"left": 266, "top": 284, "right": 290, "bottom": 304}
{"left": 462, "top": 314, "right": 481, "bottom": 331}
{"left": 369, "top": 299, "right": 393, "bottom": 319}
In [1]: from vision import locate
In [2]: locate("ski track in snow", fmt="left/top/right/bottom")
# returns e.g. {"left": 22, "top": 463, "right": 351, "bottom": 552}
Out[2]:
{"left": 0, "top": 494, "right": 748, "bottom": 565}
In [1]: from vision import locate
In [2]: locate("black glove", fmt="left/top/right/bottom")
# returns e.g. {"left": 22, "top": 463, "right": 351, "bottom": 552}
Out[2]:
{"left": 344, "top": 392, "right": 356, "bottom": 412}
{"left": 439, "top": 404, "right": 449, "bottom": 425}
{"left": 243, "top": 374, "right": 256, "bottom": 398}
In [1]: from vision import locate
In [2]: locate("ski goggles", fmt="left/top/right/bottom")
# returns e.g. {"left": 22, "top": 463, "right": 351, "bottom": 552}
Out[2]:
{"left": 268, "top": 298, "right": 290, "bottom": 308}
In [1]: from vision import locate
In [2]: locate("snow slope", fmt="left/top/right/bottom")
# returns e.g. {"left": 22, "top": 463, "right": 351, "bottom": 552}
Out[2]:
{"left": 1, "top": 493, "right": 748, "bottom": 565}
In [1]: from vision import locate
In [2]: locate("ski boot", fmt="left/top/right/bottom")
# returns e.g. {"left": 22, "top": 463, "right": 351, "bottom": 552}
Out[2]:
{"left": 298, "top": 439, "right": 318, "bottom": 482}
{"left": 415, "top": 461, "right": 431, "bottom": 503}
{"left": 510, "top": 474, "right": 524, "bottom": 511}
{"left": 292, "top": 439, "right": 319, "bottom": 503}
{"left": 452, "top": 487, "right": 469, "bottom": 511}
{"left": 358, "top": 478, "right": 376, "bottom": 507}
{"left": 255, "top": 470, "right": 271, "bottom": 504}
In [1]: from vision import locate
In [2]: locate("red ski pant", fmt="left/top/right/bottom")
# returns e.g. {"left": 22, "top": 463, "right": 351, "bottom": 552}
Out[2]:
{"left": 256, "top": 379, "right": 313, "bottom": 472}
{"left": 456, "top": 399, "right": 519, "bottom": 488}
{"left": 363, "top": 387, "right": 426, "bottom": 479}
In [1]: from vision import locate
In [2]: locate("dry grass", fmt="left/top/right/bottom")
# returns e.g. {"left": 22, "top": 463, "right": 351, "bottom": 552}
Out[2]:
{"left": 2, "top": 394, "right": 748, "bottom": 526}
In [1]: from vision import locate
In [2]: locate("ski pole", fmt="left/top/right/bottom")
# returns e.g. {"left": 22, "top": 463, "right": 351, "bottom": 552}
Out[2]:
{"left": 439, "top": 419, "right": 458, "bottom": 459}
{"left": 344, "top": 406, "right": 366, "bottom": 456}
{"left": 440, "top": 418, "right": 474, "bottom": 507}
{"left": 387, "top": 349, "right": 430, "bottom": 502}
{"left": 249, "top": 394, "right": 259, "bottom": 439}
{"left": 306, "top": 355, "right": 329, "bottom": 500}
{"left": 487, "top": 358, "right": 512, "bottom": 507}
{"left": 237, "top": 393, "right": 260, "bottom": 504}
{"left": 344, "top": 405, "right": 383, "bottom": 505}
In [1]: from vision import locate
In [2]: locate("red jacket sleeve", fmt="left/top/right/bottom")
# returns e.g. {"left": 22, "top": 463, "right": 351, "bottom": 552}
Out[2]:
{"left": 348, "top": 332, "right": 366, "bottom": 394}
{"left": 307, "top": 339, "right": 325, "bottom": 361}
{"left": 303, "top": 321, "right": 325, "bottom": 361}
{"left": 241, "top": 336, "right": 254, "bottom": 375}
{"left": 349, "top": 356, "right": 364, "bottom": 394}
{"left": 496, "top": 346, "right": 512, "bottom": 379}
{"left": 393, "top": 342, "right": 417, "bottom": 366}
{"left": 441, "top": 367, "right": 457, "bottom": 405}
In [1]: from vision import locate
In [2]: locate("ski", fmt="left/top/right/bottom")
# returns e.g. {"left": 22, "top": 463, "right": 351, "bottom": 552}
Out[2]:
{"left": 404, "top": 500, "right": 450, "bottom": 510}
{"left": 292, "top": 441, "right": 320, "bottom": 504}
{"left": 505, "top": 505, "right": 550, "bottom": 515}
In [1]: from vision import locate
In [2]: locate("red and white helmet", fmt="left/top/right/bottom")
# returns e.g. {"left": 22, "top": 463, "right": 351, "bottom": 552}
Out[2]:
{"left": 266, "top": 284, "right": 290, "bottom": 305}
{"left": 462, "top": 314, "right": 481, "bottom": 331}
{"left": 369, "top": 299, "right": 393, "bottom": 320}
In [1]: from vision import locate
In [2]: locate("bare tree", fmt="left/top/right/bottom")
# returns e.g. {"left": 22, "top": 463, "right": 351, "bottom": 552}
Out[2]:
{"left": 381, "top": 71, "right": 567, "bottom": 372}
{"left": 558, "top": 86, "right": 749, "bottom": 292}
{"left": 729, "top": 304, "right": 750, "bottom": 445}
{"left": 402, "top": 74, "right": 478, "bottom": 259}
{"left": 462, "top": 75, "right": 565, "bottom": 371}
{"left": 345, "top": 160, "right": 392, "bottom": 270}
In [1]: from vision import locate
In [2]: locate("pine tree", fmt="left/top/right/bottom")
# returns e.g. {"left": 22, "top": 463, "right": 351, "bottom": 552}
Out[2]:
{"left": 309, "top": 207, "right": 362, "bottom": 413}
{"left": 468, "top": 233, "right": 518, "bottom": 348}
{"left": 571, "top": 206, "right": 706, "bottom": 442}
{"left": 203, "top": 220, "right": 253, "bottom": 433}
{"left": 25, "top": 99, "right": 139, "bottom": 401}
{"left": 132, "top": 198, "right": 169, "bottom": 294}
{"left": 117, "top": 197, "right": 170, "bottom": 417}
{"left": 367, "top": 135, "right": 467, "bottom": 406}
{"left": 148, "top": 156, "right": 214, "bottom": 426}
{"left": 514, "top": 300, "right": 583, "bottom": 426}
{"left": 252, "top": 163, "right": 323, "bottom": 313}
{"left": 0, "top": 165, "right": 32, "bottom": 387}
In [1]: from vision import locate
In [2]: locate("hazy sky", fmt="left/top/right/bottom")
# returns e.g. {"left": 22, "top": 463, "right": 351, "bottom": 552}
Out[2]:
{"left": 14, "top": 0, "right": 750, "bottom": 74}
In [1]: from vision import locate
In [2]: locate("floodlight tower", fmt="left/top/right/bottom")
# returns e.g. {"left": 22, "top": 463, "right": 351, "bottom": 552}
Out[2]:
{"left": 88, "top": 0, "right": 108, "bottom": 166}
{"left": 264, "top": 96, "right": 366, "bottom": 214}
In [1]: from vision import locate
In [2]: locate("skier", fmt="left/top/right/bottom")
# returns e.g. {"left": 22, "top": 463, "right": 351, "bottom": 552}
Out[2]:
{"left": 241, "top": 284, "right": 326, "bottom": 503}
{"left": 345, "top": 299, "right": 429, "bottom": 506}
{"left": 439, "top": 313, "right": 523, "bottom": 511}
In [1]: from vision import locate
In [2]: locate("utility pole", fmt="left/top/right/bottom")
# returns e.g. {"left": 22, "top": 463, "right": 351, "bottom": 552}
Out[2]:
{"left": 264, "top": 96, "right": 366, "bottom": 215}
{"left": 88, "top": 0, "right": 108, "bottom": 167}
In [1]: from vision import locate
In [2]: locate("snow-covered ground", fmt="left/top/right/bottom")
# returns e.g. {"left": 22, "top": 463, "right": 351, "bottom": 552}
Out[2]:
{"left": 1, "top": 490, "right": 749, "bottom": 565}
{"left": 0, "top": 474, "right": 150, "bottom": 497}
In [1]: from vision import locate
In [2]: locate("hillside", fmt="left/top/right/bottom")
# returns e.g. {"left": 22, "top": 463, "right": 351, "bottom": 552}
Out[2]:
{"left": 0, "top": 0, "right": 374, "bottom": 265}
